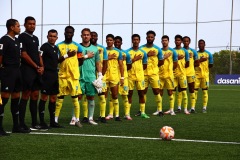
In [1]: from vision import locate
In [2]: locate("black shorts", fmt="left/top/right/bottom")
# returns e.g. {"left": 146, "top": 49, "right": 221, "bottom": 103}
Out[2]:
{"left": 41, "top": 70, "right": 59, "bottom": 95}
{"left": 21, "top": 65, "right": 42, "bottom": 91}
{"left": 1, "top": 67, "right": 22, "bottom": 92}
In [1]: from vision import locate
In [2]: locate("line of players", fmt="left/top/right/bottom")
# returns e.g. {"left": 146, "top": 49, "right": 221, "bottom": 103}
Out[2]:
{"left": 0, "top": 17, "right": 213, "bottom": 136}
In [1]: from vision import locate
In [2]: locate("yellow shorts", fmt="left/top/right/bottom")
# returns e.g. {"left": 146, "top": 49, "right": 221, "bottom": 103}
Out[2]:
{"left": 174, "top": 76, "right": 187, "bottom": 88}
{"left": 159, "top": 77, "right": 174, "bottom": 90}
{"left": 187, "top": 76, "right": 195, "bottom": 84}
{"left": 58, "top": 78, "right": 82, "bottom": 96}
{"left": 119, "top": 78, "right": 129, "bottom": 95}
{"left": 128, "top": 78, "right": 145, "bottom": 90}
{"left": 144, "top": 74, "right": 160, "bottom": 89}
{"left": 106, "top": 81, "right": 119, "bottom": 88}
{"left": 102, "top": 80, "right": 107, "bottom": 93}
{"left": 195, "top": 77, "right": 209, "bottom": 89}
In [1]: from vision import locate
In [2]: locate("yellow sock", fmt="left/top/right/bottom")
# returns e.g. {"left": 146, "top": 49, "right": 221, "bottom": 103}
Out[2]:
{"left": 127, "top": 103, "right": 132, "bottom": 116}
{"left": 140, "top": 103, "right": 145, "bottom": 113}
{"left": 55, "top": 98, "right": 63, "bottom": 117}
{"left": 72, "top": 97, "right": 80, "bottom": 120}
{"left": 112, "top": 98, "right": 119, "bottom": 117}
{"left": 195, "top": 90, "right": 198, "bottom": 102}
{"left": 82, "top": 95, "right": 88, "bottom": 118}
{"left": 155, "top": 94, "right": 162, "bottom": 111}
{"left": 182, "top": 90, "right": 188, "bottom": 109}
{"left": 190, "top": 92, "right": 196, "bottom": 109}
{"left": 99, "top": 95, "right": 106, "bottom": 117}
{"left": 172, "top": 91, "right": 176, "bottom": 103}
{"left": 177, "top": 91, "right": 182, "bottom": 108}
{"left": 169, "top": 94, "right": 174, "bottom": 110}
{"left": 203, "top": 90, "right": 208, "bottom": 107}
{"left": 109, "top": 96, "right": 114, "bottom": 115}
{"left": 122, "top": 95, "right": 129, "bottom": 116}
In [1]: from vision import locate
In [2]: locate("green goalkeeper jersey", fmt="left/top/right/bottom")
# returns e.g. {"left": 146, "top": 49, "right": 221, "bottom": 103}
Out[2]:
{"left": 80, "top": 43, "right": 100, "bottom": 82}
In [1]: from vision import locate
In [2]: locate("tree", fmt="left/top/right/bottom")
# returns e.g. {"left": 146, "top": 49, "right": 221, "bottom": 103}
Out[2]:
{"left": 210, "top": 50, "right": 240, "bottom": 83}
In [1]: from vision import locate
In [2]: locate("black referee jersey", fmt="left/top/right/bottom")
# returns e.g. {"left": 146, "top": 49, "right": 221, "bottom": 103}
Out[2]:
{"left": 40, "top": 42, "right": 59, "bottom": 71}
{"left": 0, "top": 35, "right": 21, "bottom": 67}
{"left": 18, "top": 32, "right": 40, "bottom": 66}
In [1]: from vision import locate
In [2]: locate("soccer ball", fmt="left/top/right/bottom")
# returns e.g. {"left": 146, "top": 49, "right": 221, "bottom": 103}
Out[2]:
{"left": 160, "top": 126, "right": 175, "bottom": 140}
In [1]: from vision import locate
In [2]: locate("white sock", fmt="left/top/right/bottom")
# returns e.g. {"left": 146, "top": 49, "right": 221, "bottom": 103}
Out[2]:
{"left": 55, "top": 117, "right": 58, "bottom": 123}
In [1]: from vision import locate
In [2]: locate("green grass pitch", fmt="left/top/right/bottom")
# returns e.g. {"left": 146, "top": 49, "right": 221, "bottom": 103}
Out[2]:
{"left": 1, "top": 85, "right": 240, "bottom": 160}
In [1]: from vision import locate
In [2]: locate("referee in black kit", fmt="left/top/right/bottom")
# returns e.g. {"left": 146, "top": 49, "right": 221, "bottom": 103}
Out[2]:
{"left": 0, "top": 19, "right": 29, "bottom": 136}
{"left": 38, "top": 29, "right": 62, "bottom": 129}
{"left": 18, "top": 16, "right": 44, "bottom": 131}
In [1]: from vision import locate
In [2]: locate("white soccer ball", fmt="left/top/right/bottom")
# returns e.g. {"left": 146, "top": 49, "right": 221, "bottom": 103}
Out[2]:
{"left": 160, "top": 126, "right": 175, "bottom": 140}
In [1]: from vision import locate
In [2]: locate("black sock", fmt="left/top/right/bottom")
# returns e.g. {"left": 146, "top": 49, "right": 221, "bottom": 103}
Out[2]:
{"left": 30, "top": 99, "right": 38, "bottom": 126}
{"left": 0, "top": 98, "right": 9, "bottom": 128}
{"left": 48, "top": 101, "right": 56, "bottom": 124}
{"left": 11, "top": 98, "right": 20, "bottom": 128}
{"left": 38, "top": 99, "right": 46, "bottom": 124}
{"left": 19, "top": 99, "right": 28, "bottom": 126}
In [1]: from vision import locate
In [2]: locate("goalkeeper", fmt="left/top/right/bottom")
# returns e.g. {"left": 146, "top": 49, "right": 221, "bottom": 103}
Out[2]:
{"left": 77, "top": 28, "right": 102, "bottom": 125}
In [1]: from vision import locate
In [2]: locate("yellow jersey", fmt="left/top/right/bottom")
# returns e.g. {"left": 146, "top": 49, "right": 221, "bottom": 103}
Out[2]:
{"left": 195, "top": 50, "right": 213, "bottom": 78}
{"left": 57, "top": 41, "right": 82, "bottom": 80}
{"left": 126, "top": 48, "right": 148, "bottom": 81}
{"left": 173, "top": 48, "right": 189, "bottom": 77}
{"left": 185, "top": 47, "right": 198, "bottom": 76}
{"left": 159, "top": 47, "right": 178, "bottom": 79}
{"left": 106, "top": 48, "right": 123, "bottom": 82}
{"left": 140, "top": 44, "right": 163, "bottom": 76}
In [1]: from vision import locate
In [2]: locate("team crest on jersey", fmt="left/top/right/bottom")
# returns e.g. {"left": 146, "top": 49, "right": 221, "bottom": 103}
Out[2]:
{"left": 189, "top": 52, "right": 193, "bottom": 58}
{"left": 0, "top": 44, "right": 3, "bottom": 50}
{"left": 33, "top": 40, "right": 35, "bottom": 43}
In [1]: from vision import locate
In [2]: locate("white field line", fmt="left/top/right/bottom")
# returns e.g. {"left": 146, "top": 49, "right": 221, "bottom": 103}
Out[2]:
{"left": 209, "top": 89, "right": 240, "bottom": 91}
{"left": 29, "top": 132, "right": 240, "bottom": 145}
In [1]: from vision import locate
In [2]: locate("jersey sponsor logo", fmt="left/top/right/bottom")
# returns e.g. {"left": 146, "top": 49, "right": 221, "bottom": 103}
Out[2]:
{"left": 215, "top": 74, "right": 240, "bottom": 85}
{"left": 0, "top": 44, "right": 3, "bottom": 50}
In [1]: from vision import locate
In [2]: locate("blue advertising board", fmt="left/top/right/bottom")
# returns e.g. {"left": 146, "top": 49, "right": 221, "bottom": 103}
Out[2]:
{"left": 215, "top": 74, "right": 240, "bottom": 85}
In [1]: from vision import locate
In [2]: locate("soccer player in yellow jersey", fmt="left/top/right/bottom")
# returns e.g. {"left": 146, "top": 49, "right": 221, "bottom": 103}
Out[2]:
{"left": 194, "top": 39, "right": 213, "bottom": 113}
{"left": 171, "top": 34, "right": 190, "bottom": 115}
{"left": 140, "top": 30, "right": 164, "bottom": 117}
{"left": 104, "top": 34, "right": 124, "bottom": 121}
{"left": 126, "top": 34, "right": 149, "bottom": 118}
{"left": 160, "top": 35, "right": 178, "bottom": 115}
{"left": 114, "top": 36, "right": 132, "bottom": 120}
{"left": 183, "top": 36, "right": 199, "bottom": 113}
{"left": 54, "top": 26, "right": 84, "bottom": 127}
